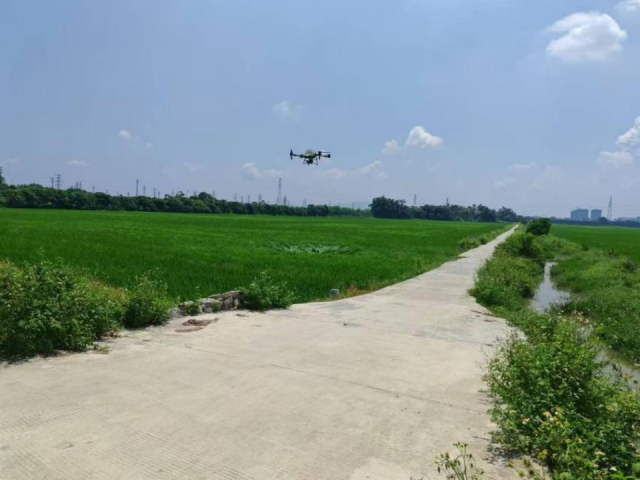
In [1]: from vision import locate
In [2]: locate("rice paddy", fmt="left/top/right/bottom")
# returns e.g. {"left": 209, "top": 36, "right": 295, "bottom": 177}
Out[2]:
{"left": 0, "top": 208, "right": 506, "bottom": 302}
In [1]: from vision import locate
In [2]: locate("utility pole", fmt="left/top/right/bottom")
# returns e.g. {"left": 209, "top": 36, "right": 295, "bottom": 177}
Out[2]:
{"left": 55, "top": 174, "right": 62, "bottom": 190}
{"left": 136, "top": 179, "right": 139, "bottom": 196}
{"left": 276, "top": 178, "right": 282, "bottom": 205}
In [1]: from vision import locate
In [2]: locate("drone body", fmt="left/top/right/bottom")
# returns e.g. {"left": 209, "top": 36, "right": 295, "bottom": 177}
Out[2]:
{"left": 289, "top": 149, "right": 331, "bottom": 166}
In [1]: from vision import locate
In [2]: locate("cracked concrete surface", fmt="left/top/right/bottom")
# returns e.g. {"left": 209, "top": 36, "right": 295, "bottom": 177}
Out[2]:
{"left": 0, "top": 228, "right": 516, "bottom": 480}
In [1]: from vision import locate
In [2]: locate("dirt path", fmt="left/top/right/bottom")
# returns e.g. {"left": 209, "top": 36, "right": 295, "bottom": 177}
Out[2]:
{"left": 0, "top": 228, "right": 516, "bottom": 480}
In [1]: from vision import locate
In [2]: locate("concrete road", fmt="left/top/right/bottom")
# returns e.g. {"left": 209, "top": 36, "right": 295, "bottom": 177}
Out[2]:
{"left": 0, "top": 229, "right": 516, "bottom": 480}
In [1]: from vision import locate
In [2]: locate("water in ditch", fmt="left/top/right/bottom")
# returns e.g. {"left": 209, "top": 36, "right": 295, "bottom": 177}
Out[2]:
{"left": 532, "top": 262, "right": 640, "bottom": 386}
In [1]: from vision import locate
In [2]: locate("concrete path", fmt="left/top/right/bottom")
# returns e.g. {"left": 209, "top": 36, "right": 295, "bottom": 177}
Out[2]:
{"left": 0, "top": 229, "right": 516, "bottom": 480}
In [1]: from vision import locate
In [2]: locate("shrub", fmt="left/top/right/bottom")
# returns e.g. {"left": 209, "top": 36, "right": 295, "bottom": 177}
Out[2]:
{"left": 0, "top": 260, "right": 125, "bottom": 357}
{"left": 472, "top": 256, "right": 542, "bottom": 310}
{"left": 525, "top": 218, "right": 551, "bottom": 236}
{"left": 473, "top": 231, "right": 640, "bottom": 479}
{"left": 496, "top": 233, "right": 543, "bottom": 263}
{"left": 240, "top": 272, "right": 295, "bottom": 311}
{"left": 123, "top": 272, "right": 172, "bottom": 328}
{"left": 486, "top": 317, "right": 640, "bottom": 479}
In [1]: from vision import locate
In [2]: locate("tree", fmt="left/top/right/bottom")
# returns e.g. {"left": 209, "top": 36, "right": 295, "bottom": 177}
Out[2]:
{"left": 526, "top": 218, "right": 551, "bottom": 236}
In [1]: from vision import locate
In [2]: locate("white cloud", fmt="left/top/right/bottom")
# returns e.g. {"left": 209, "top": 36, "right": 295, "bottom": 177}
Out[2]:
{"left": 323, "top": 160, "right": 387, "bottom": 180}
{"left": 617, "top": 117, "right": 640, "bottom": 151}
{"left": 616, "top": 0, "right": 640, "bottom": 15}
{"left": 508, "top": 162, "right": 537, "bottom": 173}
{"left": 68, "top": 159, "right": 88, "bottom": 167}
{"left": 182, "top": 162, "right": 204, "bottom": 173}
{"left": 382, "top": 139, "right": 401, "bottom": 156}
{"left": 0, "top": 158, "right": 19, "bottom": 166}
{"left": 598, "top": 151, "right": 634, "bottom": 169}
{"left": 118, "top": 129, "right": 153, "bottom": 149}
{"left": 240, "top": 162, "right": 281, "bottom": 179}
{"left": 546, "top": 12, "right": 627, "bottom": 63}
{"left": 405, "top": 126, "right": 443, "bottom": 148}
{"left": 358, "top": 160, "right": 387, "bottom": 179}
{"left": 273, "top": 101, "right": 303, "bottom": 121}
{"left": 493, "top": 177, "right": 516, "bottom": 189}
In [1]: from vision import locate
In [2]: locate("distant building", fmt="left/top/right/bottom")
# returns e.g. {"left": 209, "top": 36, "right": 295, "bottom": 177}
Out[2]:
{"left": 570, "top": 208, "right": 589, "bottom": 221}
{"left": 590, "top": 209, "right": 603, "bottom": 222}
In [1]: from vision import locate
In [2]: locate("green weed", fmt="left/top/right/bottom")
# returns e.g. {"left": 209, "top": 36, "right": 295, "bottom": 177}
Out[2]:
{"left": 240, "top": 272, "right": 296, "bottom": 311}
{"left": 471, "top": 232, "right": 640, "bottom": 479}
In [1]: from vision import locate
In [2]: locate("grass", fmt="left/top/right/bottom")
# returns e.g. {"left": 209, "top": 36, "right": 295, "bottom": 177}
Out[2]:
{"left": 0, "top": 209, "right": 508, "bottom": 302}
{"left": 471, "top": 232, "right": 640, "bottom": 479}
{"left": 542, "top": 235, "right": 640, "bottom": 363}
{"left": 552, "top": 224, "right": 640, "bottom": 262}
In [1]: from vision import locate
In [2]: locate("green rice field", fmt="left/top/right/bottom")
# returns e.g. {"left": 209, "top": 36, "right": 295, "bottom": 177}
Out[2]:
{"left": 0, "top": 209, "right": 507, "bottom": 302}
{"left": 552, "top": 224, "right": 640, "bottom": 262}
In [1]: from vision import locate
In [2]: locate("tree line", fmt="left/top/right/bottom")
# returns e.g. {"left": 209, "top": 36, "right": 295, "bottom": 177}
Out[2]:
{"left": 370, "top": 196, "right": 520, "bottom": 222}
{"left": 0, "top": 183, "right": 369, "bottom": 217}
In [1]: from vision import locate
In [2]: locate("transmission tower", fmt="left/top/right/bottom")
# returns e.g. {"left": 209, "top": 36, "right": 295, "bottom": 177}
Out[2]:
{"left": 50, "top": 177, "right": 54, "bottom": 188}
{"left": 283, "top": 195, "right": 287, "bottom": 206}
{"left": 143, "top": 185, "right": 146, "bottom": 197}
{"left": 303, "top": 198, "right": 307, "bottom": 207}
{"left": 248, "top": 195, "right": 251, "bottom": 203}
{"left": 276, "top": 178, "right": 283, "bottom": 205}
{"left": 258, "top": 193, "right": 263, "bottom": 203}
{"left": 413, "top": 194, "right": 417, "bottom": 207}
{"left": 607, "top": 196, "right": 613, "bottom": 221}
{"left": 241, "top": 196, "right": 244, "bottom": 203}
{"left": 55, "top": 174, "right": 62, "bottom": 190}
{"left": 136, "top": 179, "right": 139, "bottom": 196}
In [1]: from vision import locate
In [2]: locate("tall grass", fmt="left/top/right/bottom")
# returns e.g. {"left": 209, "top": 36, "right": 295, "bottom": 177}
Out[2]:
{"left": 472, "top": 233, "right": 640, "bottom": 479}
{"left": 543, "top": 236, "right": 640, "bottom": 363}
{"left": 0, "top": 209, "right": 507, "bottom": 302}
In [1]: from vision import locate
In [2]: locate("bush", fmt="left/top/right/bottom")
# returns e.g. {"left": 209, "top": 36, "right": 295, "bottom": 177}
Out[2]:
{"left": 240, "top": 272, "right": 295, "bottom": 311}
{"left": 472, "top": 256, "right": 542, "bottom": 310}
{"left": 526, "top": 218, "right": 551, "bottom": 236}
{"left": 123, "top": 272, "right": 172, "bottom": 328}
{"left": 473, "top": 231, "right": 640, "bottom": 479}
{"left": 486, "top": 317, "right": 640, "bottom": 479}
{"left": 0, "top": 260, "right": 125, "bottom": 357}
{"left": 496, "top": 232, "right": 544, "bottom": 263}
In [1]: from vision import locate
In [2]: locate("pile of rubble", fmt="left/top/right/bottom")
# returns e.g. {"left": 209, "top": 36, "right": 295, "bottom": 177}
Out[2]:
{"left": 179, "top": 291, "right": 243, "bottom": 316}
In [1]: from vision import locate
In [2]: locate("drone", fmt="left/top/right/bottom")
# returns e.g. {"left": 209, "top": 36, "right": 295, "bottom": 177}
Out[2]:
{"left": 290, "top": 149, "right": 331, "bottom": 166}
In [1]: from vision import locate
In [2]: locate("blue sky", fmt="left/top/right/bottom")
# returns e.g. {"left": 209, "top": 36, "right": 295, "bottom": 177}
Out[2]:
{"left": 1, "top": 0, "right": 639, "bottom": 217}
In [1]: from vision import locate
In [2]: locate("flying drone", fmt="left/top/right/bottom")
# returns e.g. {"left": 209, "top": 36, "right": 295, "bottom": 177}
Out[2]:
{"left": 290, "top": 149, "right": 331, "bottom": 166}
